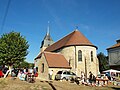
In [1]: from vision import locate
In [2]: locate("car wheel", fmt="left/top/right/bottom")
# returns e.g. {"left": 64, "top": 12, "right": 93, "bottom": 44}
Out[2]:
{"left": 62, "top": 77, "right": 67, "bottom": 81}
{"left": 55, "top": 76, "right": 58, "bottom": 81}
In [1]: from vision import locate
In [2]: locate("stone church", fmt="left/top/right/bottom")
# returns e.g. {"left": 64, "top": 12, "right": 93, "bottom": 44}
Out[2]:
{"left": 34, "top": 26, "right": 99, "bottom": 80}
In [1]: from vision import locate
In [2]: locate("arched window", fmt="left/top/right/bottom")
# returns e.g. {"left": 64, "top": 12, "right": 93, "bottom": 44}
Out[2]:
{"left": 78, "top": 50, "right": 82, "bottom": 62}
{"left": 41, "top": 63, "right": 44, "bottom": 73}
{"left": 69, "top": 59, "right": 71, "bottom": 66}
{"left": 91, "top": 51, "right": 93, "bottom": 62}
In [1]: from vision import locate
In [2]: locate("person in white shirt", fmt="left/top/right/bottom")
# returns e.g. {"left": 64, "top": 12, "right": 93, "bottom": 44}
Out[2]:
{"left": 81, "top": 71, "right": 85, "bottom": 84}
{"left": 49, "top": 70, "right": 53, "bottom": 80}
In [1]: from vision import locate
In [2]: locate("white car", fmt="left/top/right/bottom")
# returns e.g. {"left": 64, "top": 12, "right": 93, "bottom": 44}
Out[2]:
{"left": 55, "top": 70, "right": 76, "bottom": 80}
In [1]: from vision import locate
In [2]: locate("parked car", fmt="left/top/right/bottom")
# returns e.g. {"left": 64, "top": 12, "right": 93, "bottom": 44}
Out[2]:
{"left": 55, "top": 70, "right": 76, "bottom": 81}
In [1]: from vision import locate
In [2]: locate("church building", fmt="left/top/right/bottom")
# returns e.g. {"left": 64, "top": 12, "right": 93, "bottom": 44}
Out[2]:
{"left": 35, "top": 26, "right": 99, "bottom": 80}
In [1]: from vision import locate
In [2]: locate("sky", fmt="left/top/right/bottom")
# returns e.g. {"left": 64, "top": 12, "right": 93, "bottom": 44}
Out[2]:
{"left": 0, "top": 0, "right": 120, "bottom": 63}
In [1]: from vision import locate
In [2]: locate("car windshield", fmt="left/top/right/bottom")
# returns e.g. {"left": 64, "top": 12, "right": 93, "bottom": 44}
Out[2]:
{"left": 70, "top": 72, "right": 76, "bottom": 75}
{"left": 57, "top": 71, "right": 62, "bottom": 74}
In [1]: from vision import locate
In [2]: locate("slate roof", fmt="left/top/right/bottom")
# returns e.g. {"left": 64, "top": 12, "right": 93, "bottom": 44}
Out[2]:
{"left": 45, "top": 30, "right": 97, "bottom": 52}
{"left": 43, "top": 52, "right": 71, "bottom": 68}
{"left": 40, "top": 31, "right": 54, "bottom": 48}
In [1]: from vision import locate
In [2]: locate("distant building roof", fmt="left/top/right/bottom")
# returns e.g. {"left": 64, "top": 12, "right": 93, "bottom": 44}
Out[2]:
{"left": 45, "top": 30, "right": 97, "bottom": 52}
{"left": 107, "top": 39, "right": 120, "bottom": 50}
{"left": 43, "top": 52, "right": 71, "bottom": 68}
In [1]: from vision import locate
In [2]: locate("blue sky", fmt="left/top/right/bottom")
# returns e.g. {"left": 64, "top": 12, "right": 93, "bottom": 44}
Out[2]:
{"left": 0, "top": 0, "right": 120, "bottom": 63}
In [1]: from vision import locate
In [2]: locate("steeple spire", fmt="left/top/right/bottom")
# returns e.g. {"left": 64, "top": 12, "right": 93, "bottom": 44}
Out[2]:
{"left": 47, "top": 21, "right": 50, "bottom": 35}
{"left": 40, "top": 21, "right": 54, "bottom": 52}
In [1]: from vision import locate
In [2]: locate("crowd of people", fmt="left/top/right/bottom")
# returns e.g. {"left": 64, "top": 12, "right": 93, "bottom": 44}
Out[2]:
{"left": 0, "top": 66, "right": 117, "bottom": 86}
{"left": 76, "top": 71, "right": 110, "bottom": 86}
{"left": 47, "top": 69, "right": 110, "bottom": 86}
{"left": 0, "top": 66, "right": 38, "bottom": 83}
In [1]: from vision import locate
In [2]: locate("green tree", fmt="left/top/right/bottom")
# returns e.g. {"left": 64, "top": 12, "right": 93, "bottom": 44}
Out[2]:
{"left": 97, "top": 52, "right": 109, "bottom": 73}
{"left": 0, "top": 31, "right": 29, "bottom": 70}
{"left": 29, "top": 63, "right": 34, "bottom": 68}
{"left": 13, "top": 61, "right": 30, "bottom": 68}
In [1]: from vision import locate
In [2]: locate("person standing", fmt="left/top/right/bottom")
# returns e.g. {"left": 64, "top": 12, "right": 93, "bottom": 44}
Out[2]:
{"left": 81, "top": 71, "right": 85, "bottom": 84}
{"left": 89, "top": 71, "right": 93, "bottom": 85}
{"left": 49, "top": 70, "right": 53, "bottom": 80}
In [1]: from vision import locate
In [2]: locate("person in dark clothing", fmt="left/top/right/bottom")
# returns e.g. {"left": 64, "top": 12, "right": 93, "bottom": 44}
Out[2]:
{"left": 89, "top": 72, "right": 93, "bottom": 84}
{"left": 92, "top": 74, "right": 96, "bottom": 84}
{"left": 2, "top": 67, "right": 8, "bottom": 74}
{"left": 89, "top": 71, "right": 96, "bottom": 86}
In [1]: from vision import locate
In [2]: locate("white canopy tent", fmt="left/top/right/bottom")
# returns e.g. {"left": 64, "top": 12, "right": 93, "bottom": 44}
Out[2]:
{"left": 103, "top": 69, "right": 120, "bottom": 73}
{"left": 103, "top": 69, "right": 120, "bottom": 77}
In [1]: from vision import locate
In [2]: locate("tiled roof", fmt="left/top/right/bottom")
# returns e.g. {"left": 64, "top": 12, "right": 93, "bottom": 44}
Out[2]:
{"left": 45, "top": 30, "right": 97, "bottom": 52}
{"left": 107, "top": 43, "right": 120, "bottom": 50}
{"left": 43, "top": 52, "right": 71, "bottom": 68}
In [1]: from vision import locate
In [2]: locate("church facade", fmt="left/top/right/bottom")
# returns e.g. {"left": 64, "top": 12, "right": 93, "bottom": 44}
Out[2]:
{"left": 35, "top": 28, "right": 99, "bottom": 80}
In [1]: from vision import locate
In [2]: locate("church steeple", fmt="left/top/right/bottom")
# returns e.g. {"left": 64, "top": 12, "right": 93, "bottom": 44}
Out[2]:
{"left": 40, "top": 22, "right": 54, "bottom": 52}
{"left": 47, "top": 21, "right": 50, "bottom": 36}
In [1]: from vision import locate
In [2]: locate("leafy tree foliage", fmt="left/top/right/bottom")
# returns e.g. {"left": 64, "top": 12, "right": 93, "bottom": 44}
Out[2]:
{"left": 0, "top": 31, "right": 29, "bottom": 68}
{"left": 13, "top": 61, "right": 34, "bottom": 68}
{"left": 29, "top": 63, "right": 34, "bottom": 68}
{"left": 13, "top": 61, "right": 29, "bottom": 68}
{"left": 97, "top": 52, "right": 109, "bottom": 73}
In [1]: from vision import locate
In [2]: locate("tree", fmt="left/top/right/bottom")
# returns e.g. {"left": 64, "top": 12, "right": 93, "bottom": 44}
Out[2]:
{"left": 0, "top": 31, "right": 29, "bottom": 70}
{"left": 97, "top": 52, "right": 109, "bottom": 73}
{"left": 29, "top": 63, "right": 34, "bottom": 68}
{"left": 13, "top": 61, "right": 29, "bottom": 68}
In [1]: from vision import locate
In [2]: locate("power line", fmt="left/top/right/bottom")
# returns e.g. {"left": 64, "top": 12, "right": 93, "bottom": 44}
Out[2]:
{"left": 0, "top": 0, "right": 11, "bottom": 35}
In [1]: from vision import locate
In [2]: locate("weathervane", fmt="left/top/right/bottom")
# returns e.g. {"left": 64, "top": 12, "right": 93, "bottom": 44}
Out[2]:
{"left": 75, "top": 26, "right": 78, "bottom": 30}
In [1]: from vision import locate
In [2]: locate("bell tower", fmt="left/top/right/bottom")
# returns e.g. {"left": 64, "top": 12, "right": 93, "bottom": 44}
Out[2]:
{"left": 40, "top": 22, "right": 54, "bottom": 52}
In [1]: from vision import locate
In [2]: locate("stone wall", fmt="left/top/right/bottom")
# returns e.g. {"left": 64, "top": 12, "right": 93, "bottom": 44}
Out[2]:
{"left": 60, "top": 46, "right": 99, "bottom": 77}
{"left": 38, "top": 54, "right": 49, "bottom": 80}
{"left": 37, "top": 54, "right": 71, "bottom": 80}
{"left": 108, "top": 47, "right": 120, "bottom": 65}
{"left": 37, "top": 45, "right": 99, "bottom": 80}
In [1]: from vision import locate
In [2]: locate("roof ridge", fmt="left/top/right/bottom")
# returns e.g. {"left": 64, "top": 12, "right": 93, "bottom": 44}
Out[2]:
{"left": 44, "top": 51, "right": 62, "bottom": 55}
{"left": 107, "top": 42, "right": 120, "bottom": 50}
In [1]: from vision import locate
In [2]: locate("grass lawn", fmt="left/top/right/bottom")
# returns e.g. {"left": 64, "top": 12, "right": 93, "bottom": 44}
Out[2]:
{"left": 0, "top": 78, "right": 120, "bottom": 90}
